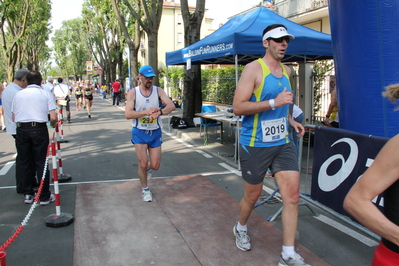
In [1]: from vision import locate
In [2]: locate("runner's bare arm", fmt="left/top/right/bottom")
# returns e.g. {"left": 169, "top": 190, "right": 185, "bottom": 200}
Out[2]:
{"left": 344, "top": 134, "right": 399, "bottom": 246}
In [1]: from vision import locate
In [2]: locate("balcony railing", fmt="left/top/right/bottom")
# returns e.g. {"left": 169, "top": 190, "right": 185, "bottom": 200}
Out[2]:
{"left": 272, "top": 0, "right": 328, "bottom": 18}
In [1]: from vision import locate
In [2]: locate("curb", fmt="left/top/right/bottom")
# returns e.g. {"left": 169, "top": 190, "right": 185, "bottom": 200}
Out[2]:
{"left": 168, "top": 128, "right": 239, "bottom": 170}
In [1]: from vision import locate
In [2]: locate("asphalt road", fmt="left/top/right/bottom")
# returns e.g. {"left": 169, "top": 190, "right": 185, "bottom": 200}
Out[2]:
{"left": 0, "top": 95, "right": 377, "bottom": 265}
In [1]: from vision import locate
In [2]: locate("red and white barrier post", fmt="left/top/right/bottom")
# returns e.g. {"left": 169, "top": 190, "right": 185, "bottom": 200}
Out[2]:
{"left": 45, "top": 140, "right": 74, "bottom": 228}
{"left": 57, "top": 108, "right": 68, "bottom": 143}
{"left": 54, "top": 123, "right": 71, "bottom": 183}
{"left": 0, "top": 251, "right": 6, "bottom": 266}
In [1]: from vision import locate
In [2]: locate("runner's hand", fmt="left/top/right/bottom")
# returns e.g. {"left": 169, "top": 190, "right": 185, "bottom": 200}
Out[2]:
{"left": 274, "top": 88, "right": 293, "bottom": 108}
{"left": 148, "top": 107, "right": 160, "bottom": 122}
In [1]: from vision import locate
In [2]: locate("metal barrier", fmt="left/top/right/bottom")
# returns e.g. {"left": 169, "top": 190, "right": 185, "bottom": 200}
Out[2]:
{"left": 256, "top": 124, "right": 380, "bottom": 241}
{"left": 299, "top": 124, "right": 380, "bottom": 241}
{"left": 255, "top": 125, "right": 319, "bottom": 220}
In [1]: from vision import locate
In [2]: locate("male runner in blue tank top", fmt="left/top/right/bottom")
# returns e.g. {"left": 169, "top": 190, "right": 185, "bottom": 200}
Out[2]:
{"left": 232, "top": 24, "right": 308, "bottom": 266}
{"left": 125, "top": 65, "right": 175, "bottom": 202}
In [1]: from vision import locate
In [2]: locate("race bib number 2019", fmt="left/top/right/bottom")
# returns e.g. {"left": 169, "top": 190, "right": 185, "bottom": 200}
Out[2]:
{"left": 261, "top": 117, "right": 286, "bottom": 142}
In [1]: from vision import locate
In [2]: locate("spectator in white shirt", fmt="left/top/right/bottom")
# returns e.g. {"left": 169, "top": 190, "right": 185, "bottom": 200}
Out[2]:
{"left": 2, "top": 68, "right": 30, "bottom": 193}
{"left": 53, "top": 77, "right": 71, "bottom": 123}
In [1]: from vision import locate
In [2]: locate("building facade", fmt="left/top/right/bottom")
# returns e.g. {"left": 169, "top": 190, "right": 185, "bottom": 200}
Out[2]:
{"left": 139, "top": 1, "right": 214, "bottom": 70}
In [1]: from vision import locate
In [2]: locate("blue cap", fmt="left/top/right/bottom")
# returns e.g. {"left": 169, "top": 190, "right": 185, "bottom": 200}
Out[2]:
{"left": 139, "top": 65, "right": 156, "bottom": 77}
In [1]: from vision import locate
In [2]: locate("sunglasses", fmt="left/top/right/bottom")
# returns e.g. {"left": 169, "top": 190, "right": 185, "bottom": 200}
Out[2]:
{"left": 268, "top": 37, "right": 290, "bottom": 43}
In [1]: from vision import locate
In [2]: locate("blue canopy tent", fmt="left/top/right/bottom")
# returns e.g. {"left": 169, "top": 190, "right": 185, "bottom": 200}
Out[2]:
{"left": 166, "top": 6, "right": 333, "bottom": 66}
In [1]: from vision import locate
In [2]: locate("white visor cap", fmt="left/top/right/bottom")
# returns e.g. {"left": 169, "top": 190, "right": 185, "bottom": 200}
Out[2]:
{"left": 262, "top": 27, "right": 295, "bottom": 41}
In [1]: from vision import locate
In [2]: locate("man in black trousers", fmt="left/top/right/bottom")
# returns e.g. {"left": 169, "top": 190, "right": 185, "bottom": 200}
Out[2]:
{"left": 12, "top": 70, "right": 58, "bottom": 205}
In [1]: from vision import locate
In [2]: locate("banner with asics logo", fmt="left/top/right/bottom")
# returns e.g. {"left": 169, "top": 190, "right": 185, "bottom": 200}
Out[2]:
{"left": 311, "top": 127, "right": 388, "bottom": 218}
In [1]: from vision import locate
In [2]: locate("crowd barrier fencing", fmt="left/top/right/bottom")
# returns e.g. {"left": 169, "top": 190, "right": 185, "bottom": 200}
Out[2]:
{"left": 257, "top": 124, "right": 381, "bottom": 241}
{"left": 300, "top": 125, "right": 381, "bottom": 240}
{"left": 0, "top": 121, "right": 74, "bottom": 263}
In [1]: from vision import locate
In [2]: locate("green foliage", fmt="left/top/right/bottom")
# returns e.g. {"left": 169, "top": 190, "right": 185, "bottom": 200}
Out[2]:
{"left": 52, "top": 18, "right": 89, "bottom": 78}
{"left": 0, "top": 0, "right": 52, "bottom": 80}
{"left": 47, "top": 67, "right": 62, "bottom": 77}
{"left": 313, "top": 59, "right": 334, "bottom": 114}
{"left": 201, "top": 67, "right": 244, "bottom": 105}
{"left": 161, "top": 66, "right": 243, "bottom": 104}
{"left": 163, "top": 66, "right": 184, "bottom": 97}
{"left": 0, "top": 66, "right": 6, "bottom": 82}
{"left": 83, "top": 0, "right": 125, "bottom": 83}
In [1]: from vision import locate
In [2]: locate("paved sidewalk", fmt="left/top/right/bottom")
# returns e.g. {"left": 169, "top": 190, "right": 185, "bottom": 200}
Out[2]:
{"left": 74, "top": 175, "right": 328, "bottom": 266}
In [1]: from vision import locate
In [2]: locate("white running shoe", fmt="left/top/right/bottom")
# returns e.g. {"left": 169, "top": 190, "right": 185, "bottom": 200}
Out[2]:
{"left": 147, "top": 169, "right": 152, "bottom": 180}
{"left": 142, "top": 189, "right": 152, "bottom": 202}
{"left": 24, "top": 194, "right": 35, "bottom": 204}
{"left": 278, "top": 253, "right": 311, "bottom": 266}
{"left": 233, "top": 224, "right": 251, "bottom": 251}
{"left": 40, "top": 194, "right": 56, "bottom": 206}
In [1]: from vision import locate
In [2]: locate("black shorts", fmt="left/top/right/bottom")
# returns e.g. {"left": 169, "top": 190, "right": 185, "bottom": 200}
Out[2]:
{"left": 75, "top": 95, "right": 82, "bottom": 99}
{"left": 84, "top": 95, "right": 93, "bottom": 101}
{"left": 239, "top": 143, "right": 299, "bottom": 185}
{"left": 331, "top": 121, "right": 339, "bottom": 128}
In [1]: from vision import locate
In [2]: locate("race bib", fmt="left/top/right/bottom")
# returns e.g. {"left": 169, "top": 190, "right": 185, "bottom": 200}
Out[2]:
{"left": 85, "top": 91, "right": 92, "bottom": 95}
{"left": 261, "top": 117, "right": 287, "bottom": 142}
{"left": 140, "top": 116, "right": 156, "bottom": 125}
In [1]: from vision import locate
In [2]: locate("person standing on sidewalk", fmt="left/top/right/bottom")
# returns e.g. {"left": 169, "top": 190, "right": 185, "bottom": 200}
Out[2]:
{"left": 42, "top": 76, "right": 54, "bottom": 94}
{"left": 112, "top": 79, "right": 121, "bottom": 106}
{"left": 54, "top": 77, "right": 71, "bottom": 123}
{"left": 125, "top": 65, "right": 175, "bottom": 202}
{"left": 101, "top": 84, "right": 107, "bottom": 99}
{"left": 323, "top": 84, "right": 339, "bottom": 128}
{"left": 232, "top": 24, "right": 308, "bottom": 266}
{"left": 11, "top": 70, "right": 57, "bottom": 205}
{"left": 2, "top": 68, "right": 29, "bottom": 193}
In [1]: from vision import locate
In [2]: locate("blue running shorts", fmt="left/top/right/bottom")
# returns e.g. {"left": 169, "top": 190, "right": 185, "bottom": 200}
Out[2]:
{"left": 131, "top": 127, "right": 162, "bottom": 148}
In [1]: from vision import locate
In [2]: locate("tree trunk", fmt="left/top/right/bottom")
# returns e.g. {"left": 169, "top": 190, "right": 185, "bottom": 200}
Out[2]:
{"left": 118, "top": 50, "right": 123, "bottom": 81}
{"left": 180, "top": 0, "right": 205, "bottom": 121}
{"left": 111, "top": 0, "right": 142, "bottom": 89}
{"left": 147, "top": 32, "right": 159, "bottom": 86}
{"left": 131, "top": 22, "right": 142, "bottom": 86}
{"left": 183, "top": 64, "right": 202, "bottom": 120}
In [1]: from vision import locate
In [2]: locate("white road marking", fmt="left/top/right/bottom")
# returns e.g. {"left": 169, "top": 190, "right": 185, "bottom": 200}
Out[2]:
{"left": 165, "top": 133, "right": 194, "bottom": 148}
{"left": 0, "top": 161, "right": 15, "bottom": 175}
{"left": 195, "top": 150, "right": 213, "bottom": 158}
{"left": 0, "top": 171, "right": 234, "bottom": 189}
{"left": 315, "top": 215, "right": 379, "bottom": 247}
{"left": 219, "top": 163, "right": 241, "bottom": 176}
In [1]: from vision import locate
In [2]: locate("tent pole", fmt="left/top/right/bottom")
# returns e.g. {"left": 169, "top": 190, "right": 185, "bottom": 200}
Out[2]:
{"left": 235, "top": 55, "right": 238, "bottom": 87}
